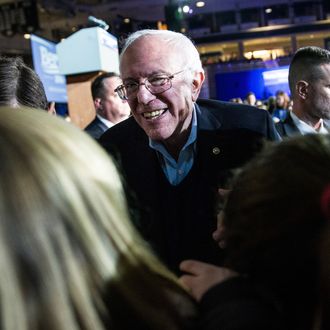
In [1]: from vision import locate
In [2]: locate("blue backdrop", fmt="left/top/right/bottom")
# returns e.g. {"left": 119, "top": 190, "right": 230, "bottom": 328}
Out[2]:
{"left": 215, "top": 65, "right": 290, "bottom": 101}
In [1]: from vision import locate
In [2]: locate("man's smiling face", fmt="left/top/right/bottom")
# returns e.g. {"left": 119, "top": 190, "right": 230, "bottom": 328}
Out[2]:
{"left": 120, "top": 35, "right": 195, "bottom": 144}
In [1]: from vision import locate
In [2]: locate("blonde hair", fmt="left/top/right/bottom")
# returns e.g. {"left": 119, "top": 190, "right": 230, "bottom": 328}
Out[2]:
{"left": 0, "top": 107, "right": 196, "bottom": 330}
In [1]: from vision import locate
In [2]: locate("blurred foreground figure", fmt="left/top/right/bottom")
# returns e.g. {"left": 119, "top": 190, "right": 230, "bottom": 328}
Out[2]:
{"left": 0, "top": 107, "right": 197, "bottom": 330}
{"left": 181, "top": 133, "right": 330, "bottom": 330}
{"left": 320, "top": 196, "right": 330, "bottom": 330}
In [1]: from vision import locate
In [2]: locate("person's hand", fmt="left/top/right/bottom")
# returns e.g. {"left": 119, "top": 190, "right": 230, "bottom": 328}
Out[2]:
{"left": 179, "top": 260, "right": 238, "bottom": 301}
{"left": 213, "top": 210, "right": 226, "bottom": 248}
{"left": 213, "top": 188, "right": 230, "bottom": 248}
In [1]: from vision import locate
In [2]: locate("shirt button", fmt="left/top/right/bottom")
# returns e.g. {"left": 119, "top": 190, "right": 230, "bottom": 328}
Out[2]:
{"left": 178, "top": 169, "right": 183, "bottom": 175}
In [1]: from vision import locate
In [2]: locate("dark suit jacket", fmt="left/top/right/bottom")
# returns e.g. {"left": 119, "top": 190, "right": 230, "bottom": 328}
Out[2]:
{"left": 85, "top": 116, "right": 109, "bottom": 139}
{"left": 276, "top": 112, "right": 330, "bottom": 138}
{"left": 99, "top": 99, "right": 279, "bottom": 273}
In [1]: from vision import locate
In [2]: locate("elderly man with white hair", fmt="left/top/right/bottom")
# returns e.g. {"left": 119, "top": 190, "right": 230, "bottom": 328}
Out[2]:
{"left": 100, "top": 29, "right": 279, "bottom": 273}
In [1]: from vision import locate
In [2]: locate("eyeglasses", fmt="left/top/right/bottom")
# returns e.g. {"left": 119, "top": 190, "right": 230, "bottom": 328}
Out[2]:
{"left": 115, "top": 70, "right": 185, "bottom": 101}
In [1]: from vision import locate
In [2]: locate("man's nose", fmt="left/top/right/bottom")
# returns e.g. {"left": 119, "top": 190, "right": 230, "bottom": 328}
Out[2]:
{"left": 136, "top": 83, "right": 155, "bottom": 104}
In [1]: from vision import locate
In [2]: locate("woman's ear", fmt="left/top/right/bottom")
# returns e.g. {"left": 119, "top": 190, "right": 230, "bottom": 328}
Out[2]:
{"left": 191, "top": 71, "right": 205, "bottom": 102}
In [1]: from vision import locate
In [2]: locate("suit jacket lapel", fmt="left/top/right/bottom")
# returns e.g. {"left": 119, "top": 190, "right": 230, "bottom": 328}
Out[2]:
{"left": 284, "top": 114, "right": 300, "bottom": 137}
{"left": 96, "top": 117, "right": 108, "bottom": 132}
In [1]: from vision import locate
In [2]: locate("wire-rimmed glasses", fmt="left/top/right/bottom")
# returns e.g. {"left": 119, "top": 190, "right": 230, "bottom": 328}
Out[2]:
{"left": 115, "top": 70, "right": 185, "bottom": 101}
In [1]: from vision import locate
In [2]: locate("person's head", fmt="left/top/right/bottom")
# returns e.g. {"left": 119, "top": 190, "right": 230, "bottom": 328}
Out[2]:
{"left": 288, "top": 46, "right": 330, "bottom": 121}
{"left": 230, "top": 98, "right": 243, "bottom": 104}
{"left": 255, "top": 100, "right": 267, "bottom": 110}
{"left": 275, "top": 90, "right": 289, "bottom": 109}
{"left": 116, "top": 29, "right": 205, "bottom": 151}
{"left": 0, "top": 56, "right": 48, "bottom": 111}
{"left": 0, "top": 107, "right": 196, "bottom": 330}
{"left": 245, "top": 92, "right": 256, "bottom": 106}
{"left": 222, "top": 134, "right": 330, "bottom": 283}
{"left": 266, "top": 95, "right": 276, "bottom": 113}
{"left": 91, "top": 72, "right": 130, "bottom": 124}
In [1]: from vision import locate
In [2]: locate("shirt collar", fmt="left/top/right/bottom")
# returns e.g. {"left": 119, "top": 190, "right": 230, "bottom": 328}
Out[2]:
{"left": 96, "top": 114, "right": 114, "bottom": 128}
{"left": 290, "top": 111, "right": 328, "bottom": 135}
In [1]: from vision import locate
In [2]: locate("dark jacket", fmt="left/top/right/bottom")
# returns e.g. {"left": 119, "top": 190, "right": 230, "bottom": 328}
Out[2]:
{"left": 276, "top": 111, "right": 330, "bottom": 138}
{"left": 85, "top": 116, "right": 108, "bottom": 139}
{"left": 200, "top": 277, "right": 285, "bottom": 330}
{"left": 99, "top": 99, "right": 280, "bottom": 273}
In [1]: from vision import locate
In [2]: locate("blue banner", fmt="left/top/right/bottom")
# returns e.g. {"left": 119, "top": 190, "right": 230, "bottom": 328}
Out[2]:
{"left": 30, "top": 34, "right": 67, "bottom": 103}
{"left": 215, "top": 66, "right": 290, "bottom": 101}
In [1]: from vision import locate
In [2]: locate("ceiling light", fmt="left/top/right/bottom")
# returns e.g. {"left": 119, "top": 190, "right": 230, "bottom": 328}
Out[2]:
{"left": 183, "top": 5, "right": 190, "bottom": 13}
{"left": 196, "top": 1, "right": 205, "bottom": 7}
{"left": 124, "top": 18, "right": 130, "bottom": 23}
{"left": 265, "top": 8, "right": 272, "bottom": 14}
{"left": 24, "top": 34, "right": 31, "bottom": 39}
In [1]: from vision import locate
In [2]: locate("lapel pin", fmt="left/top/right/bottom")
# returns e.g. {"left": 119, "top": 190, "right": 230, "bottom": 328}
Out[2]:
{"left": 212, "top": 147, "right": 220, "bottom": 155}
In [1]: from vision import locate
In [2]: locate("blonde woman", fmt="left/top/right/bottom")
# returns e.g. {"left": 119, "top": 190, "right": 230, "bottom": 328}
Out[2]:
{"left": 0, "top": 107, "right": 197, "bottom": 330}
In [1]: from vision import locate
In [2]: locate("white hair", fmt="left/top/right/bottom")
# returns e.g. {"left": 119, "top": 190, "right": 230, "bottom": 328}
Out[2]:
{"left": 120, "top": 29, "right": 203, "bottom": 73}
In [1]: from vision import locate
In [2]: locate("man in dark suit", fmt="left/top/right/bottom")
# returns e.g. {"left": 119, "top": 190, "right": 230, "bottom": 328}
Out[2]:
{"left": 99, "top": 29, "right": 279, "bottom": 273}
{"left": 85, "top": 72, "right": 130, "bottom": 139}
{"left": 276, "top": 46, "right": 330, "bottom": 138}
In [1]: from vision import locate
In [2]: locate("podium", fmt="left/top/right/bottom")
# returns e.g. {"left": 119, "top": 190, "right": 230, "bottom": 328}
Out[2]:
{"left": 56, "top": 27, "right": 120, "bottom": 128}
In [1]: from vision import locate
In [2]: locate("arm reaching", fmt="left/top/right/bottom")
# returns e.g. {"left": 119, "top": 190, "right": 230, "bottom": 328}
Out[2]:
{"left": 179, "top": 260, "right": 238, "bottom": 301}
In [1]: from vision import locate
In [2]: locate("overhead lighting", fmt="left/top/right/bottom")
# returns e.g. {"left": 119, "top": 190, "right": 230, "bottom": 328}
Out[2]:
{"left": 24, "top": 33, "right": 31, "bottom": 39}
{"left": 183, "top": 5, "right": 190, "bottom": 13}
{"left": 265, "top": 8, "right": 272, "bottom": 14}
{"left": 196, "top": 1, "right": 205, "bottom": 7}
{"left": 124, "top": 18, "right": 130, "bottom": 23}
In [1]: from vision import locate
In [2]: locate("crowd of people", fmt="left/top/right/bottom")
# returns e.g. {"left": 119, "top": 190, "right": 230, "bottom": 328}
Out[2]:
{"left": 0, "top": 30, "right": 329, "bottom": 330}
{"left": 232, "top": 89, "right": 292, "bottom": 118}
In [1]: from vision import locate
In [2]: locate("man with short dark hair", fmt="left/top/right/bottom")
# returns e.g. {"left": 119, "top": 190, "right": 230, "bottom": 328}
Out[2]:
{"left": 276, "top": 46, "right": 330, "bottom": 137}
{"left": 85, "top": 72, "right": 130, "bottom": 139}
{"left": 100, "top": 29, "right": 279, "bottom": 273}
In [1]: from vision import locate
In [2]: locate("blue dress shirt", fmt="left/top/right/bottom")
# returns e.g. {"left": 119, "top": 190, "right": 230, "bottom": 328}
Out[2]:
{"left": 149, "top": 105, "right": 197, "bottom": 186}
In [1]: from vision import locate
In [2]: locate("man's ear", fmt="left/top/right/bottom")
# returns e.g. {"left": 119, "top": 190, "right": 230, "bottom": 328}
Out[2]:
{"left": 191, "top": 71, "right": 205, "bottom": 102}
{"left": 296, "top": 80, "right": 309, "bottom": 100}
{"left": 94, "top": 98, "right": 102, "bottom": 110}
